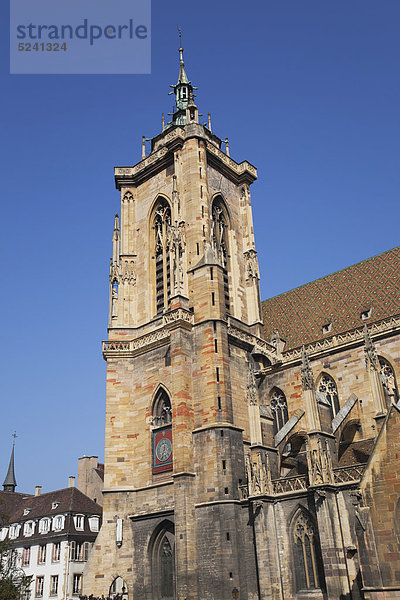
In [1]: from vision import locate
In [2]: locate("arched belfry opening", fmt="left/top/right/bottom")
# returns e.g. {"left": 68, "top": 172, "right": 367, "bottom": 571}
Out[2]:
{"left": 150, "top": 520, "right": 175, "bottom": 600}
{"left": 210, "top": 195, "right": 230, "bottom": 314}
{"left": 152, "top": 197, "right": 172, "bottom": 314}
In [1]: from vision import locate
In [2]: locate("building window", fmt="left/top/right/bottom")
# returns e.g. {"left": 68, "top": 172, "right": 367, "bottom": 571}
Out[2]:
{"left": 22, "top": 547, "right": 31, "bottom": 567}
{"left": 72, "top": 574, "right": 82, "bottom": 595}
{"left": 35, "top": 576, "right": 44, "bottom": 598}
{"left": 24, "top": 521, "right": 34, "bottom": 537}
{"left": 37, "top": 545, "right": 46, "bottom": 564}
{"left": 317, "top": 374, "right": 340, "bottom": 419}
{"left": 153, "top": 199, "right": 172, "bottom": 314}
{"left": 361, "top": 308, "right": 372, "bottom": 320}
{"left": 51, "top": 502, "right": 59, "bottom": 510}
{"left": 39, "top": 518, "right": 50, "bottom": 534}
{"left": 293, "top": 512, "right": 320, "bottom": 591}
{"left": 152, "top": 388, "right": 172, "bottom": 428}
{"left": 270, "top": 387, "right": 289, "bottom": 435}
{"left": 211, "top": 197, "right": 230, "bottom": 314}
{"left": 73, "top": 515, "right": 84, "bottom": 531}
{"left": 50, "top": 575, "right": 58, "bottom": 596}
{"left": 152, "top": 388, "right": 173, "bottom": 475}
{"left": 23, "top": 508, "right": 31, "bottom": 516}
{"left": 89, "top": 516, "right": 100, "bottom": 532}
{"left": 322, "top": 323, "right": 332, "bottom": 334}
{"left": 379, "top": 356, "right": 399, "bottom": 406}
{"left": 9, "top": 523, "right": 20, "bottom": 539}
{"left": 70, "top": 541, "right": 90, "bottom": 562}
{"left": 52, "top": 542, "right": 61, "bottom": 562}
{"left": 53, "top": 515, "right": 64, "bottom": 531}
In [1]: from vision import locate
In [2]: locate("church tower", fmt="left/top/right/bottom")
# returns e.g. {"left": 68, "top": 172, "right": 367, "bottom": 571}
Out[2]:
{"left": 84, "top": 40, "right": 274, "bottom": 600}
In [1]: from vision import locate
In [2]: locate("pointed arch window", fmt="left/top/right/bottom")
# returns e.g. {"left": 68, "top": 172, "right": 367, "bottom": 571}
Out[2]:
{"left": 270, "top": 388, "right": 289, "bottom": 435}
{"left": 211, "top": 197, "right": 230, "bottom": 314}
{"left": 379, "top": 356, "right": 399, "bottom": 406}
{"left": 318, "top": 374, "right": 340, "bottom": 419}
{"left": 293, "top": 511, "right": 321, "bottom": 591}
{"left": 154, "top": 199, "right": 172, "bottom": 314}
{"left": 152, "top": 388, "right": 172, "bottom": 428}
{"left": 152, "top": 388, "right": 173, "bottom": 474}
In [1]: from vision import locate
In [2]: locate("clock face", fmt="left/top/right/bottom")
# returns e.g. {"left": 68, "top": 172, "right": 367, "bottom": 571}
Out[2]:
{"left": 155, "top": 437, "right": 172, "bottom": 462}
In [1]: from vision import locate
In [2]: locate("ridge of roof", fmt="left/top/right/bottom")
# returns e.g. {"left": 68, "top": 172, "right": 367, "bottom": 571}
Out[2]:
{"left": 262, "top": 245, "right": 400, "bottom": 303}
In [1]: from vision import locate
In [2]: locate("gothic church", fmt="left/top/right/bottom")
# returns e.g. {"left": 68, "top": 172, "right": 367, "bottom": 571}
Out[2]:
{"left": 83, "top": 42, "right": 400, "bottom": 600}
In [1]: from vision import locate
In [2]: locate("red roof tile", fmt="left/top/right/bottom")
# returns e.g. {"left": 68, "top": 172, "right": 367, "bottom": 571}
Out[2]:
{"left": 261, "top": 246, "right": 400, "bottom": 351}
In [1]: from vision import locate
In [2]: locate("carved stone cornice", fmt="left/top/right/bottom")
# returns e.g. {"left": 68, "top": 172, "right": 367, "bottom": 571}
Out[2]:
{"left": 102, "top": 328, "right": 170, "bottom": 359}
{"left": 162, "top": 307, "right": 194, "bottom": 331}
{"left": 227, "top": 323, "right": 277, "bottom": 364}
{"left": 102, "top": 308, "right": 194, "bottom": 359}
{"left": 264, "top": 314, "right": 400, "bottom": 369}
{"left": 205, "top": 142, "right": 257, "bottom": 185}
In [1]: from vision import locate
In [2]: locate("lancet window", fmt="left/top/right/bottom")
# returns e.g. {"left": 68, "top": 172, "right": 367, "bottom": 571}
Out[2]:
{"left": 317, "top": 374, "right": 340, "bottom": 419}
{"left": 152, "top": 388, "right": 172, "bottom": 428}
{"left": 154, "top": 199, "right": 172, "bottom": 314}
{"left": 270, "top": 388, "right": 289, "bottom": 435}
{"left": 211, "top": 197, "right": 230, "bottom": 314}
{"left": 293, "top": 511, "right": 320, "bottom": 591}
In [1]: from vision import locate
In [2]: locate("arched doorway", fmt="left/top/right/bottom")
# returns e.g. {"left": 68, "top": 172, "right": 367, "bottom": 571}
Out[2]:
{"left": 109, "top": 576, "right": 128, "bottom": 599}
{"left": 150, "top": 520, "right": 175, "bottom": 600}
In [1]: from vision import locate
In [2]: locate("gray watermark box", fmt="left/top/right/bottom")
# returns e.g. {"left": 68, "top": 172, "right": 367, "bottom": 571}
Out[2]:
{"left": 10, "top": 0, "right": 151, "bottom": 74}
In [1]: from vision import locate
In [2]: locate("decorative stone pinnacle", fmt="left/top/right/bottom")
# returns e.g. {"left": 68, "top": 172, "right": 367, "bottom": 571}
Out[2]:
{"left": 301, "top": 345, "right": 314, "bottom": 391}
{"left": 364, "top": 324, "right": 378, "bottom": 371}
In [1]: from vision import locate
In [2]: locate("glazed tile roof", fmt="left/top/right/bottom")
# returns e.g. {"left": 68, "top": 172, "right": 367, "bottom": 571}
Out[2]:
{"left": 261, "top": 246, "right": 400, "bottom": 351}
{"left": 338, "top": 439, "right": 375, "bottom": 467}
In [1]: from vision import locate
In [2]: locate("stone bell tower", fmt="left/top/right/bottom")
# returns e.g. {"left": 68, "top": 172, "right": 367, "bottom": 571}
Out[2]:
{"left": 84, "top": 39, "right": 274, "bottom": 600}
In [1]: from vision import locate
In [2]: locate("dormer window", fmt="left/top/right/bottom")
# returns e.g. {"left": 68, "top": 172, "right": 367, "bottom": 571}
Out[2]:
{"left": 361, "top": 308, "right": 372, "bottom": 320}
{"left": 39, "top": 518, "right": 50, "bottom": 534}
{"left": 89, "top": 516, "right": 100, "bottom": 532}
{"left": 53, "top": 515, "right": 65, "bottom": 531}
{"left": 74, "top": 515, "right": 84, "bottom": 531}
{"left": 23, "top": 508, "right": 31, "bottom": 516}
{"left": 9, "top": 524, "right": 21, "bottom": 539}
{"left": 322, "top": 323, "right": 332, "bottom": 335}
{"left": 23, "top": 520, "right": 35, "bottom": 537}
{"left": 52, "top": 502, "right": 59, "bottom": 510}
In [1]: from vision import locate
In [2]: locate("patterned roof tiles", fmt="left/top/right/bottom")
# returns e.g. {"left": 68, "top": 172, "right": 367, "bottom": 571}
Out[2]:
{"left": 261, "top": 246, "right": 400, "bottom": 351}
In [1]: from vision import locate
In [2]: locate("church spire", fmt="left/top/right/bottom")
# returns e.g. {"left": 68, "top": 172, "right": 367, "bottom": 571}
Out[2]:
{"left": 3, "top": 433, "right": 17, "bottom": 493}
{"left": 168, "top": 29, "right": 198, "bottom": 127}
{"left": 177, "top": 29, "right": 189, "bottom": 86}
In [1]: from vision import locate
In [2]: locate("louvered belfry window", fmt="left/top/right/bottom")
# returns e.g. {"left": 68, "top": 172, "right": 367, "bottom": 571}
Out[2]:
{"left": 154, "top": 200, "right": 171, "bottom": 314}
{"left": 211, "top": 198, "right": 230, "bottom": 314}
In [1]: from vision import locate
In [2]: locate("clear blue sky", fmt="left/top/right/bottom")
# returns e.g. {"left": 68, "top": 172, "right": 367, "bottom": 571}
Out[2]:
{"left": 1, "top": 1, "right": 399, "bottom": 493}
